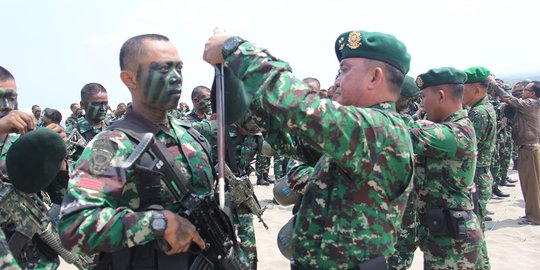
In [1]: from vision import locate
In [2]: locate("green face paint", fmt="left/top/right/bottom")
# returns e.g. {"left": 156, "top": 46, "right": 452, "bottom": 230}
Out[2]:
{"left": 84, "top": 101, "right": 108, "bottom": 122}
{"left": 141, "top": 61, "right": 183, "bottom": 108}
{"left": 0, "top": 88, "right": 18, "bottom": 118}
{"left": 197, "top": 96, "right": 212, "bottom": 114}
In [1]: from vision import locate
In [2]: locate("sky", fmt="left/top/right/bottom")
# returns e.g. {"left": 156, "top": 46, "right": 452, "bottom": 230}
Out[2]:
{"left": 2, "top": 0, "right": 539, "bottom": 114}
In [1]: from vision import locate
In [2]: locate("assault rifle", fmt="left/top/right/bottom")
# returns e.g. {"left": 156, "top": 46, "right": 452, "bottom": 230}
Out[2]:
{"left": 0, "top": 180, "right": 89, "bottom": 270}
{"left": 121, "top": 133, "right": 247, "bottom": 270}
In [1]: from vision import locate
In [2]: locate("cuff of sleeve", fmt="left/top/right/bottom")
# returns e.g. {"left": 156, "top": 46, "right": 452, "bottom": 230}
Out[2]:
{"left": 124, "top": 211, "right": 155, "bottom": 247}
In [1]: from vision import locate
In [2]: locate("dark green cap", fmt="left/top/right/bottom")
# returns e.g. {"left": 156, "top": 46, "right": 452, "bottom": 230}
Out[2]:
{"left": 6, "top": 128, "right": 67, "bottom": 193}
{"left": 335, "top": 30, "right": 411, "bottom": 74}
{"left": 416, "top": 67, "right": 467, "bottom": 90}
{"left": 400, "top": 76, "right": 420, "bottom": 97}
{"left": 464, "top": 66, "right": 491, "bottom": 84}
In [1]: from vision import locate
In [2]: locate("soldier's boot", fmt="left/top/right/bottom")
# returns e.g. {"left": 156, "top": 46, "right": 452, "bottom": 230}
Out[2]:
{"left": 264, "top": 173, "right": 275, "bottom": 184}
{"left": 505, "top": 176, "right": 518, "bottom": 183}
{"left": 500, "top": 177, "right": 516, "bottom": 187}
{"left": 493, "top": 186, "right": 510, "bottom": 198}
{"left": 256, "top": 175, "right": 270, "bottom": 186}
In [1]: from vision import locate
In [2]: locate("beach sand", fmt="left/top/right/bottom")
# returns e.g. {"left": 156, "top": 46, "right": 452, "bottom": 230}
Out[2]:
{"left": 59, "top": 168, "right": 540, "bottom": 270}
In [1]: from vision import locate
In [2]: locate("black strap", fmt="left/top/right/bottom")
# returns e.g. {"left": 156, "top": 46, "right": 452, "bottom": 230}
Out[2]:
{"left": 7, "top": 231, "right": 31, "bottom": 258}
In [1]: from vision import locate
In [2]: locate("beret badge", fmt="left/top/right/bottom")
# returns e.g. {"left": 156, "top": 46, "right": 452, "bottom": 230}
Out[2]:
{"left": 416, "top": 76, "right": 424, "bottom": 88}
{"left": 347, "top": 31, "right": 362, "bottom": 49}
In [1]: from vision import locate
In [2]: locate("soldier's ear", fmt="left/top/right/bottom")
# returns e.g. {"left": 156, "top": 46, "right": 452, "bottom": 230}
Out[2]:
{"left": 120, "top": 70, "right": 137, "bottom": 92}
{"left": 437, "top": 89, "right": 446, "bottom": 103}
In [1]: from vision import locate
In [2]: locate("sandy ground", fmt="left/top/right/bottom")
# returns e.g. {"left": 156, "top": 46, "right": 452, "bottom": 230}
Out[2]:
{"left": 59, "top": 168, "right": 540, "bottom": 270}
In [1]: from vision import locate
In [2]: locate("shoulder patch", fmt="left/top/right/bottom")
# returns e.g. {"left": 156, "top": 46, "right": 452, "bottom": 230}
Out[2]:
{"left": 89, "top": 139, "right": 118, "bottom": 175}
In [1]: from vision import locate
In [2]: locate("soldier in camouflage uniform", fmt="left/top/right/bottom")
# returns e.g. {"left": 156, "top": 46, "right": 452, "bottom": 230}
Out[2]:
{"left": 58, "top": 34, "right": 245, "bottom": 269}
{"left": 182, "top": 85, "right": 212, "bottom": 123}
{"left": 64, "top": 103, "right": 83, "bottom": 127}
{"left": 463, "top": 67, "right": 497, "bottom": 270}
{"left": 407, "top": 67, "right": 483, "bottom": 269}
{"left": 489, "top": 89, "right": 513, "bottom": 198}
{"left": 204, "top": 30, "right": 414, "bottom": 269}
{"left": 389, "top": 75, "right": 420, "bottom": 270}
{"left": 0, "top": 66, "right": 68, "bottom": 270}
{"left": 65, "top": 83, "right": 109, "bottom": 164}
{"left": 168, "top": 101, "right": 189, "bottom": 119}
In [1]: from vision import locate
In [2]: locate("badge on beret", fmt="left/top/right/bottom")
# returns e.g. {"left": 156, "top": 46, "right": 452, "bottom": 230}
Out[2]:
{"left": 338, "top": 36, "right": 346, "bottom": 51}
{"left": 347, "top": 31, "right": 362, "bottom": 49}
{"left": 89, "top": 139, "right": 118, "bottom": 175}
{"left": 416, "top": 76, "right": 424, "bottom": 88}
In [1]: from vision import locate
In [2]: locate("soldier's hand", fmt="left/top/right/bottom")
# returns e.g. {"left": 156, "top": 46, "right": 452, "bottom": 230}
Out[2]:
{"left": 162, "top": 210, "right": 206, "bottom": 255}
{"left": 46, "top": 123, "right": 67, "bottom": 141}
{"left": 203, "top": 35, "right": 232, "bottom": 66}
{"left": 0, "top": 110, "right": 35, "bottom": 134}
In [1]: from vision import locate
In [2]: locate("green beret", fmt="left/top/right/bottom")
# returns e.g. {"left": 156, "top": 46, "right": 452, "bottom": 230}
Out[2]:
{"left": 6, "top": 128, "right": 67, "bottom": 193}
{"left": 464, "top": 66, "right": 491, "bottom": 84}
{"left": 335, "top": 30, "right": 411, "bottom": 74}
{"left": 400, "top": 76, "right": 420, "bottom": 97}
{"left": 416, "top": 67, "right": 467, "bottom": 90}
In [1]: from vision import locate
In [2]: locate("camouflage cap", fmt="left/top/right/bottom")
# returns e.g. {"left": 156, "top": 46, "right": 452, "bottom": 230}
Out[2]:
{"left": 416, "top": 67, "right": 467, "bottom": 90}
{"left": 464, "top": 66, "right": 491, "bottom": 84}
{"left": 335, "top": 30, "right": 411, "bottom": 74}
{"left": 400, "top": 76, "right": 420, "bottom": 97}
{"left": 6, "top": 128, "right": 67, "bottom": 193}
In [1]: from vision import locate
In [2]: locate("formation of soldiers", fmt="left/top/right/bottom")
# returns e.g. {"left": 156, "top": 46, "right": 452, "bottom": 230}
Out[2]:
{"left": 0, "top": 27, "right": 536, "bottom": 270}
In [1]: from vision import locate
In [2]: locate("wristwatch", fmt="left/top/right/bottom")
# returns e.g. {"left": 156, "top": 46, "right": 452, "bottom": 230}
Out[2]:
{"left": 150, "top": 211, "right": 167, "bottom": 238}
{"left": 222, "top": 36, "right": 246, "bottom": 58}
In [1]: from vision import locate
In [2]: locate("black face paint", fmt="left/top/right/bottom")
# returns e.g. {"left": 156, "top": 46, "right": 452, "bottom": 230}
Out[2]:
{"left": 84, "top": 101, "right": 108, "bottom": 122}
{"left": 141, "top": 61, "right": 183, "bottom": 107}
{"left": 0, "top": 88, "right": 18, "bottom": 118}
{"left": 197, "top": 96, "right": 212, "bottom": 114}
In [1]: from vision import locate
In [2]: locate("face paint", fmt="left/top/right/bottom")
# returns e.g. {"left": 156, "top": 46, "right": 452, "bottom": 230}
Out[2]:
{"left": 141, "top": 61, "right": 183, "bottom": 107}
{"left": 0, "top": 88, "right": 18, "bottom": 118}
{"left": 197, "top": 96, "right": 212, "bottom": 114}
{"left": 84, "top": 101, "right": 108, "bottom": 122}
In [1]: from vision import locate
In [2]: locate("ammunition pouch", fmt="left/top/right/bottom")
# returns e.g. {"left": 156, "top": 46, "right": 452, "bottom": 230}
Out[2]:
{"left": 419, "top": 208, "right": 470, "bottom": 240}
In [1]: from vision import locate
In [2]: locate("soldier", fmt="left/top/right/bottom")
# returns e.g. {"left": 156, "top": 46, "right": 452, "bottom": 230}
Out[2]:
{"left": 203, "top": 29, "right": 414, "bottom": 269}
{"left": 0, "top": 66, "right": 67, "bottom": 269}
{"left": 64, "top": 103, "right": 83, "bottom": 128}
{"left": 168, "top": 101, "right": 189, "bottom": 119}
{"left": 407, "top": 67, "right": 483, "bottom": 269}
{"left": 31, "top": 105, "right": 41, "bottom": 122}
{"left": 463, "top": 66, "right": 497, "bottom": 269}
{"left": 182, "top": 85, "right": 212, "bottom": 123}
{"left": 111, "top": 102, "right": 127, "bottom": 122}
{"left": 58, "top": 34, "right": 242, "bottom": 269}
{"left": 255, "top": 150, "right": 273, "bottom": 185}
{"left": 38, "top": 108, "right": 63, "bottom": 127}
{"left": 66, "top": 83, "right": 109, "bottom": 142}
{"left": 388, "top": 75, "right": 420, "bottom": 270}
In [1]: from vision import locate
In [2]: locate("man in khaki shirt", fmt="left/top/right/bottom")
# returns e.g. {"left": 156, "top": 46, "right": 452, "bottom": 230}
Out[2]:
{"left": 491, "top": 79, "right": 540, "bottom": 225}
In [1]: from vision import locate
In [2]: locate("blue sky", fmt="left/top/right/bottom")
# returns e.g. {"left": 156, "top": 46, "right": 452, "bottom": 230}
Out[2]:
{"left": 2, "top": 0, "right": 538, "bottom": 113}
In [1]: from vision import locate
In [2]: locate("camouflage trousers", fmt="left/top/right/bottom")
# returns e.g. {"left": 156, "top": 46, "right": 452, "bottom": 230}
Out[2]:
{"left": 273, "top": 155, "right": 289, "bottom": 179}
{"left": 473, "top": 170, "right": 492, "bottom": 270}
{"left": 491, "top": 129, "right": 513, "bottom": 187}
{"left": 255, "top": 154, "right": 270, "bottom": 177}
{"left": 234, "top": 207, "right": 257, "bottom": 270}
{"left": 388, "top": 198, "right": 417, "bottom": 270}
{"left": 418, "top": 215, "right": 483, "bottom": 270}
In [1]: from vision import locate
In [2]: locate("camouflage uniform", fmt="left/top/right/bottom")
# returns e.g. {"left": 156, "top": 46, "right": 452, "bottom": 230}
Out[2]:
{"left": 0, "top": 133, "right": 61, "bottom": 270}
{"left": 58, "top": 109, "right": 220, "bottom": 265}
{"left": 469, "top": 96, "right": 497, "bottom": 270}
{"left": 406, "top": 110, "right": 483, "bottom": 269}
{"left": 181, "top": 110, "right": 208, "bottom": 123}
{"left": 490, "top": 98, "right": 512, "bottom": 190}
{"left": 223, "top": 42, "right": 414, "bottom": 269}
{"left": 65, "top": 116, "right": 108, "bottom": 166}
{"left": 0, "top": 229, "right": 21, "bottom": 270}
{"left": 64, "top": 115, "right": 80, "bottom": 128}
{"left": 273, "top": 155, "right": 288, "bottom": 179}
{"left": 255, "top": 153, "right": 271, "bottom": 180}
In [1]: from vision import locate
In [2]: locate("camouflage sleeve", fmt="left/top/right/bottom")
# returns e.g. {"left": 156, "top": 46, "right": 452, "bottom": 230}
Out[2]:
{"left": 0, "top": 230, "right": 21, "bottom": 270}
{"left": 190, "top": 119, "right": 217, "bottom": 145}
{"left": 468, "top": 107, "right": 489, "bottom": 143}
{"left": 286, "top": 159, "right": 313, "bottom": 194}
{"left": 225, "top": 42, "right": 394, "bottom": 175}
{"left": 408, "top": 120, "right": 460, "bottom": 159}
{"left": 495, "top": 84, "right": 539, "bottom": 111}
{"left": 59, "top": 130, "right": 155, "bottom": 254}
